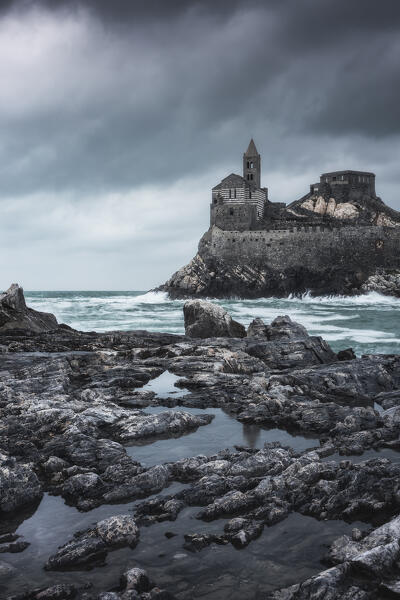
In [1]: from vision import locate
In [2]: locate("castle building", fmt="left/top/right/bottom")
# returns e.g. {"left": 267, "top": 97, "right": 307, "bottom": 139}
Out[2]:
{"left": 210, "top": 139, "right": 269, "bottom": 231}
{"left": 308, "top": 170, "right": 376, "bottom": 201}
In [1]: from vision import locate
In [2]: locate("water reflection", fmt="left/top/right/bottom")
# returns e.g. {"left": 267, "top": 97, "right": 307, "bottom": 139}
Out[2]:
{"left": 242, "top": 423, "right": 261, "bottom": 447}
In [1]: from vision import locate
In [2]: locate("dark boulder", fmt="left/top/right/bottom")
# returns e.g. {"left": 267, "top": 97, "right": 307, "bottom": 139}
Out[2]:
{"left": 183, "top": 300, "right": 246, "bottom": 338}
{"left": 337, "top": 348, "right": 357, "bottom": 361}
{"left": 0, "top": 284, "right": 58, "bottom": 333}
{"left": 247, "top": 315, "right": 309, "bottom": 340}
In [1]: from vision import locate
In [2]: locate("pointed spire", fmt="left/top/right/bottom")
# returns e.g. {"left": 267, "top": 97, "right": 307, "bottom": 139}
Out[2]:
{"left": 244, "top": 138, "right": 259, "bottom": 156}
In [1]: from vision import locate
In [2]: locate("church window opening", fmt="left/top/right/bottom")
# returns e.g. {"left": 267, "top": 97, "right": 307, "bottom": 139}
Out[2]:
{"left": 229, "top": 189, "right": 231, "bottom": 198}
{"left": 230, "top": 208, "right": 234, "bottom": 216}
{"left": 246, "top": 161, "right": 250, "bottom": 168}
{"left": 234, "top": 189, "right": 237, "bottom": 198}
{"left": 250, "top": 161, "right": 254, "bottom": 168}
{"left": 249, "top": 191, "right": 252, "bottom": 199}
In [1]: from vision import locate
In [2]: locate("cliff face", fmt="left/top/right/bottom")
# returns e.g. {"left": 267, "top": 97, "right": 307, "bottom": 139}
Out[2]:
{"left": 161, "top": 189, "right": 400, "bottom": 299}
{"left": 161, "top": 222, "right": 400, "bottom": 299}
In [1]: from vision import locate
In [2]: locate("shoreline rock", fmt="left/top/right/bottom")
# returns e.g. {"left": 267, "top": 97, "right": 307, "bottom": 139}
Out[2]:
{"left": 1, "top": 288, "right": 400, "bottom": 599}
{"left": 0, "top": 283, "right": 58, "bottom": 332}
{"left": 183, "top": 299, "right": 246, "bottom": 338}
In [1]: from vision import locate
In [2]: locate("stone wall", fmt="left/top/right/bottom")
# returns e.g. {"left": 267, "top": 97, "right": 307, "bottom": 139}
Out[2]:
{"left": 210, "top": 201, "right": 258, "bottom": 230}
{"left": 200, "top": 224, "right": 400, "bottom": 273}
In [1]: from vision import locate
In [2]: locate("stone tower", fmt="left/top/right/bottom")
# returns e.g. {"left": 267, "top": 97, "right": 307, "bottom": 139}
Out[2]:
{"left": 243, "top": 139, "right": 261, "bottom": 188}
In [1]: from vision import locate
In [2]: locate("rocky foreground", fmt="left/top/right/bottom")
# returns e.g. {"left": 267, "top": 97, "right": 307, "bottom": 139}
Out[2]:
{"left": 1, "top": 287, "right": 400, "bottom": 598}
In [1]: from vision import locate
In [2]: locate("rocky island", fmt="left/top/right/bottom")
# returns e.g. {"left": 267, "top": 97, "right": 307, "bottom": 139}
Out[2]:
{"left": 1, "top": 284, "right": 400, "bottom": 599}
{"left": 161, "top": 141, "right": 400, "bottom": 298}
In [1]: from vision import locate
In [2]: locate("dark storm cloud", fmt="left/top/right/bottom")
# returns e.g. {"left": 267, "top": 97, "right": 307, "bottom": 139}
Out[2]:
{"left": 1, "top": 0, "right": 400, "bottom": 289}
{"left": 0, "top": 0, "right": 399, "bottom": 199}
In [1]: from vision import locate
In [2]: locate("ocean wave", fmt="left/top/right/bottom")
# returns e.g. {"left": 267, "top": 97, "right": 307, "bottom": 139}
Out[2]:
{"left": 129, "top": 291, "right": 178, "bottom": 304}
{"left": 24, "top": 290, "right": 400, "bottom": 356}
{"left": 288, "top": 291, "right": 400, "bottom": 306}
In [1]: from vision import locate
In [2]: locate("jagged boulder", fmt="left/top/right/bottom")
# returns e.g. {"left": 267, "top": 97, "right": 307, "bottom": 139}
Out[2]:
{"left": 45, "top": 514, "right": 139, "bottom": 570}
{"left": 183, "top": 300, "right": 246, "bottom": 338}
{"left": 0, "top": 283, "right": 58, "bottom": 333}
{"left": 247, "top": 315, "right": 309, "bottom": 340}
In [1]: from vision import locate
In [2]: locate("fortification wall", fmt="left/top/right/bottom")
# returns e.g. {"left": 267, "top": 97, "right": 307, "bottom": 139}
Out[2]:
{"left": 200, "top": 225, "right": 400, "bottom": 272}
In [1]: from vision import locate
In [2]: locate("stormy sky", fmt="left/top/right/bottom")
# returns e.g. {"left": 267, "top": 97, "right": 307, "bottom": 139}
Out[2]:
{"left": 1, "top": 0, "right": 400, "bottom": 290}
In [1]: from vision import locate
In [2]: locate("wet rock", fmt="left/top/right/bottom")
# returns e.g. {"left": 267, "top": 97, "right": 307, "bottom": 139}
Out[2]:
{"left": 121, "top": 567, "right": 150, "bottom": 593}
{"left": 183, "top": 300, "right": 246, "bottom": 338}
{"left": 104, "top": 465, "right": 171, "bottom": 503}
{"left": 0, "top": 283, "right": 58, "bottom": 333}
{"left": 62, "top": 472, "right": 105, "bottom": 501}
{"left": 111, "top": 410, "right": 214, "bottom": 443}
{"left": 43, "top": 456, "right": 70, "bottom": 474}
{"left": 96, "top": 515, "right": 139, "bottom": 547}
{"left": 45, "top": 535, "right": 108, "bottom": 570}
{"left": 0, "top": 453, "right": 42, "bottom": 513}
{"left": 135, "top": 495, "right": 185, "bottom": 525}
{"left": 183, "top": 532, "right": 227, "bottom": 552}
{"left": 45, "top": 515, "right": 139, "bottom": 570}
{"left": 0, "top": 537, "right": 29, "bottom": 553}
{"left": 224, "top": 517, "right": 264, "bottom": 548}
{"left": 337, "top": 348, "right": 357, "bottom": 361}
{"left": 267, "top": 564, "right": 353, "bottom": 600}
{"left": 35, "top": 585, "right": 77, "bottom": 600}
{"left": 247, "top": 315, "right": 309, "bottom": 341}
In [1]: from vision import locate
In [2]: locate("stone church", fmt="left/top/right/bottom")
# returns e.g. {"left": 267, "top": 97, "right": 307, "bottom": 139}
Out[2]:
{"left": 210, "top": 139, "right": 270, "bottom": 230}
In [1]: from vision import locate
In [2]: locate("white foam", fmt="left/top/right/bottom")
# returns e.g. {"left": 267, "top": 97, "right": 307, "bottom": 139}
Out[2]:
{"left": 130, "top": 291, "right": 177, "bottom": 304}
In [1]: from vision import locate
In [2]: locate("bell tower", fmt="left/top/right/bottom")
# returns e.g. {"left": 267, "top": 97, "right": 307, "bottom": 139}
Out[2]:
{"left": 243, "top": 139, "right": 261, "bottom": 188}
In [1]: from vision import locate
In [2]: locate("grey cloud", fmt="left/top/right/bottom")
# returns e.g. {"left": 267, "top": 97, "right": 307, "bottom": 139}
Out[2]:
{"left": 0, "top": 1, "right": 400, "bottom": 288}
{"left": 0, "top": 1, "right": 399, "bottom": 199}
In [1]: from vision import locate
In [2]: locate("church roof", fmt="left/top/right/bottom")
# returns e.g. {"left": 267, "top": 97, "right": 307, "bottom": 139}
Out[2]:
{"left": 212, "top": 173, "right": 250, "bottom": 190}
{"left": 244, "top": 138, "right": 259, "bottom": 156}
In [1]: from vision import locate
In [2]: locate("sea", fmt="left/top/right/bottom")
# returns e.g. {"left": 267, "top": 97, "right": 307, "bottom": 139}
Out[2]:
{"left": 26, "top": 289, "right": 400, "bottom": 356}
{"left": 3, "top": 290, "right": 400, "bottom": 599}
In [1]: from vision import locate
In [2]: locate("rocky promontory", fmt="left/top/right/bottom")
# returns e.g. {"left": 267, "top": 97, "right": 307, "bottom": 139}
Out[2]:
{"left": 160, "top": 171, "right": 400, "bottom": 298}
{"left": 1, "top": 287, "right": 400, "bottom": 599}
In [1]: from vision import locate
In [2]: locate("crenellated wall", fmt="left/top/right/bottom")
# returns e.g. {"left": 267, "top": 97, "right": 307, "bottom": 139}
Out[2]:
{"left": 199, "top": 225, "right": 400, "bottom": 273}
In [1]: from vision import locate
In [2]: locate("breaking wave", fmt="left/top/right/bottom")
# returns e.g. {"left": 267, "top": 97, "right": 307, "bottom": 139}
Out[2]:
{"left": 24, "top": 289, "right": 400, "bottom": 356}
